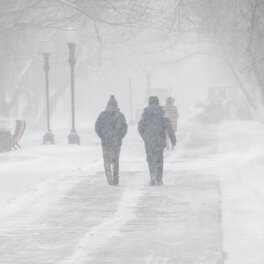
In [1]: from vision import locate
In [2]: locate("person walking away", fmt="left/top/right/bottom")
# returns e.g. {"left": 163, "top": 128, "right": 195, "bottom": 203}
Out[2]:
{"left": 138, "top": 96, "right": 176, "bottom": 186}
{"left": 95, "top": 95, "right": 128, "bottom": 186}
{"left": 164, "top": 97, "right": 179, "bottom": 149}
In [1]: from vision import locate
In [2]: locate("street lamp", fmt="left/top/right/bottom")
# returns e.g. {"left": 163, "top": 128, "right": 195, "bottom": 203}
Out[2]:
{"left": 41, "top": 40, "right": 55, "bottom": 144}
{"left": 66, "top": 27, "right": 80, "bottom": 144}
{"left": 147, "top": 66, "right": 152, "bottom": 97}
{"left": 128, "top": 71, "right": 133, "bottom": 125}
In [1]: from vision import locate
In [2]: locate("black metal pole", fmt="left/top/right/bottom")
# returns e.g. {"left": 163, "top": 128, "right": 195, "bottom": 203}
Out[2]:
{"left": 43, "top": 53, "right": 55, "bottom": 144}
{"left": 70, "top": 53, "right": 75, "bottom": 133}
{"left": 129, "top": 77, "right": 133, "bottom": 125}
{"left": 68, "top": 42, "right": 80, "bottom": 144}
{"left": 147, "top": 72, "right": 151, "bottom": 96}
{"left": 44, "top": 55, "right": 51, "bottom": 132}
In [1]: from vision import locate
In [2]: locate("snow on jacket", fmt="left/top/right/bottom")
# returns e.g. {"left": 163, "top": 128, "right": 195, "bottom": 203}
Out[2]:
{"left": 138, "top": 105, "right": 176, "bottom": 150}
{"left": 95, "top": 109, "right": 127, "bottom": 148}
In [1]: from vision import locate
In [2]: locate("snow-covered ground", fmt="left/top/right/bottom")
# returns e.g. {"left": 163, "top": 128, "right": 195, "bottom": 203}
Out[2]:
{"left": 216, "top": 122, "right": 264, "bottom": 264}
{"left": 0, "top": 119, "right": 264, "bottom": 263}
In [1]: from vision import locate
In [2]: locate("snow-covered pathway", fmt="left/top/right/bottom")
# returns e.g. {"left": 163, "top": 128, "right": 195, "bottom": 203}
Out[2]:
{"left": 0, "top": 122, "right": 225, "bottom": 263}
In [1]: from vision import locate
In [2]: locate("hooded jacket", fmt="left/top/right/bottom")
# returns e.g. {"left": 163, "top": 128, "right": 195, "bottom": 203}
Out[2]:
{"left": 138, "top": 105, "right": 176, "bottom": 150}
{"left": 95, "top": 96, "right": 127, "bottom": 148}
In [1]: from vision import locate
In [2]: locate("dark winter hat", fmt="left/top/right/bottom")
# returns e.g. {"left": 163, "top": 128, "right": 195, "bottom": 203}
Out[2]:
{"left": 148, "top": 96, "right": 159, "bottom": 106}
{"left": 106, "top": 95, "right": 118, "bottom": 111}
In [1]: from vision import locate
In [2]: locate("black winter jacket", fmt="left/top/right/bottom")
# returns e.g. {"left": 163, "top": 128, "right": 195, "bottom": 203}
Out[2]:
{"left": 95, "top": 109, "right": 127, "bottom": 148}
{"left": 138, "top": 105, "right": 176, "bottom": 150}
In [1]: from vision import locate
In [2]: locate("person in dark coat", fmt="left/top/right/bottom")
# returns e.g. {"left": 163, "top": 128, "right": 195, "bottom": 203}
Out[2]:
{"left": 95, "top": 95, "right": 128, "bottom": 186}
{"left": 138, "top": 96, "right": 176, "bottom": 186}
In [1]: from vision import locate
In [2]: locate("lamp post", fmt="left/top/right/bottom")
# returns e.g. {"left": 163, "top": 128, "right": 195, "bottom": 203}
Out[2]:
{"left": 41, "top": 40, "right": 55, "bottom": 144}
{"left": 128, "top": 72, "right": 133, "bottom": 125}
{"left": 147, "top": 67, "right": 152, "bottom": 97}
{"left": 66, "top": 28, "right": 80, "bottom": 144}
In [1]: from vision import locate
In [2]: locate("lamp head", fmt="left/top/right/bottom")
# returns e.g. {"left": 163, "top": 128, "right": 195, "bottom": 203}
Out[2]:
{"left": 147, "top": 66, "right": 152, "bottom": 74}
{"left": 66, "top": 27, "right": 78, "bottom": 44}
{"left": 41, "top": 40, "right": 52, "bottom": 54}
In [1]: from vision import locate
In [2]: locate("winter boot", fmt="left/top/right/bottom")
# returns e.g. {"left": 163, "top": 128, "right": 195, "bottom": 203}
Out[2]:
{"left": 106, "top": 174, "right": 113, "bottom": 185}
{"left": 150, "top": 176, "right": 157, "bottom": 186}
{"left": 156, "top": 177, "right": 163, "bottom": 186}
{"left": 112, "top": 177, "right": 119, "bottom": 186}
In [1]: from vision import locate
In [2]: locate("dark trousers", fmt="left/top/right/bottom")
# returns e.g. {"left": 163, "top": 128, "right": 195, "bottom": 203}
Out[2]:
{"left": 102, "top": 147, "right": 121, "bottom": 181}
{"left": 146, "top": 148, "right": 164, "bottom": 180}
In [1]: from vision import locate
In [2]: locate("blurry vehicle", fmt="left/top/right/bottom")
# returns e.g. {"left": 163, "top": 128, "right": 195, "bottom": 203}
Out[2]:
{"left": 195, "top": 85, "right": 252, "bottom": 123}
